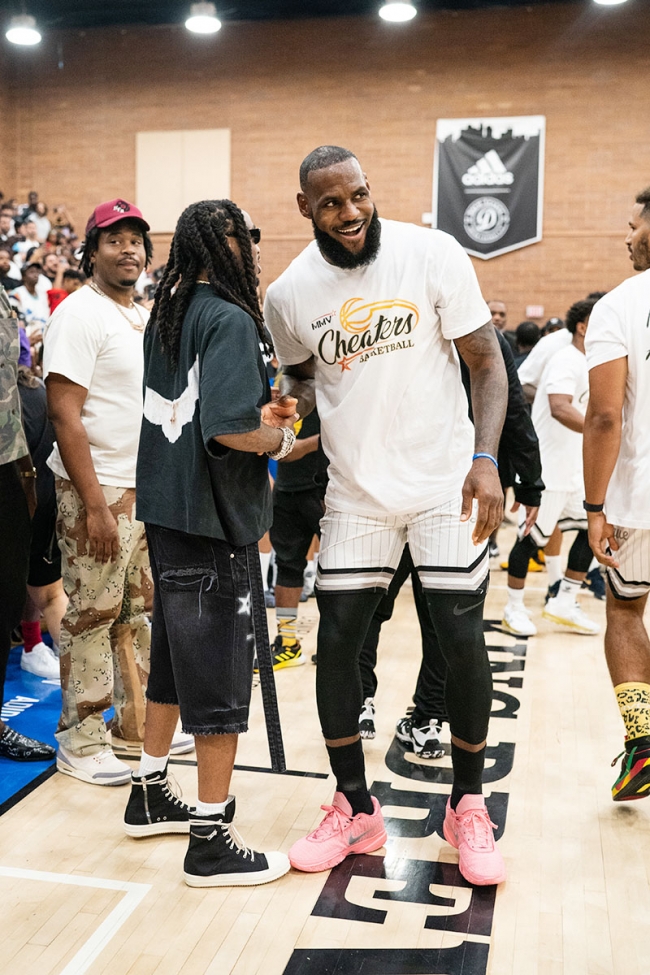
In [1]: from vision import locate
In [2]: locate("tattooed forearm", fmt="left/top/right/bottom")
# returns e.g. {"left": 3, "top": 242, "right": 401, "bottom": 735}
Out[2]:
{"left": 454, "top": 323, "right": 507, "bottom": 456}
{"left": 280, "top": 357, "right": 316, "bottom": 419}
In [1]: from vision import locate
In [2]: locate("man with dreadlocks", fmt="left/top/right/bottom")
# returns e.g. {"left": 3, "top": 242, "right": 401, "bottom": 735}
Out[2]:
{"left": 265, "top": 146, "right": 509, "bottom": 886}
{"left": 125, "top": 199, "right": 291, "bottom": 887}
{"left": 45, "top": 199, "right": 193, "bottom": 786}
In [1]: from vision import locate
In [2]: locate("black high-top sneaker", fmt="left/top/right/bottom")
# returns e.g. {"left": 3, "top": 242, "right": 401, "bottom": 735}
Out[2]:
{"left": 183, "top": 796, "right": 290, "bottom": 887}
{"left": 124, "top": 766, "right": 194, "bottom": 837}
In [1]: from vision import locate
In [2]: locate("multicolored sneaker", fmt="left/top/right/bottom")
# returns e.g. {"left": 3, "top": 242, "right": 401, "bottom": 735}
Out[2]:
{"left": 395, "top": 714, "right": 445, "bottom": 759}
{"left": 288, "top": 792, "right": 387, "bottom": 872}
{"left": 271, "top": 635, "right": 305, "bottom": 670}
{"left": 443, "top": 794, "right": 506, "bottom": 886}
{"left": 611, "top": 737, "right": 650, "bottom": 801}
{"left": 359, "top": 698, "right": 376, "bottom": 739}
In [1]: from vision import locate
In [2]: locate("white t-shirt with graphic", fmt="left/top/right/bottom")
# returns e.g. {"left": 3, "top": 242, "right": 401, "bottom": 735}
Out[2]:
{"left": 531, "top": 342, "right": 588, "bottom": 493}
{"left": 43, "top": 285, "right": 149, "bottom": 487}
{"left": 265, "top": 219, "right": 491, "bottom": 516}
{"left": 585, "top": 270, "right": 650, "bottom": 529}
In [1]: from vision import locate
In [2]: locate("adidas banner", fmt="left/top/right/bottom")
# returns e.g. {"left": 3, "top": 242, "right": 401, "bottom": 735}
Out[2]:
{"left": 433, "top": 116, "right": 545, "bottom": 260}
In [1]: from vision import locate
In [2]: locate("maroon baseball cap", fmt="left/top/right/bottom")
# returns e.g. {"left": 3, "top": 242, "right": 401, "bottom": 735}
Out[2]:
{"left": 85, "top": 198, "right": 150, "bottom": 235}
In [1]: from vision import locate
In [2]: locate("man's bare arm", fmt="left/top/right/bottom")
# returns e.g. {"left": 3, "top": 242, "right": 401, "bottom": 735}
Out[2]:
{"left": 521, "top": 382, "right": 536, "bottom": 405}
{"left": 454, "top": 322, "right": 508, "bottom": 544}
{"left": 548, "top": 393, "right": 584, "bottom": 433}
{"left": 583, "top": 357, "right": 627, "bottom": 567}
{"left": 46, "top": 373, "right": 119, "bottom": 563}
{"left": 280, "top": 357, "right": 316, "bottom": 419}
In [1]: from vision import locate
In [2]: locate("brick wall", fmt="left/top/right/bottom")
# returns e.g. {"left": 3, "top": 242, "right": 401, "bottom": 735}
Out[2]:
{"left": 1, "top": 3, "right": 648, "bottom": 322}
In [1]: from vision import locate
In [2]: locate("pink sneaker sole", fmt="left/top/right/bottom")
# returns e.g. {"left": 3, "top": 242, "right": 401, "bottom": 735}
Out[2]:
{"left": 289, "top": 826, "right": 387, "bottom": 873}
{"left": 443, "top": 811, "right": 506, "bottom": 886}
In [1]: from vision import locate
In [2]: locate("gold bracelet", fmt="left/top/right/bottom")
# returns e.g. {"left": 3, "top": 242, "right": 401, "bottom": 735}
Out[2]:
{"left": 20, "top": 468, "right": 37, "bottom": 478}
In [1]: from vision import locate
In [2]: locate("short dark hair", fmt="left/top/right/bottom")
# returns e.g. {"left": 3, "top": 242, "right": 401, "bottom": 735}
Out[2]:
{"left": 565, "top": 298, "right": 597, "bottom": 335}
{"left": 299, "top": 145, "right": 358, "bottom": 191}
{"left": 586, "top": 290, "right": 607, "bottom": 301}
{"left": 63, "top": 269, "right": 85, "bottom": 283}
{"left": 0, "top": 244, "right": 12, "bottom": 256}
{"left": 79, "top": 218, "right": 153, "bottom": 278}
{"left": 22, "top": 261, "right": 42, "bottom": 275}
{"left": 515, "top": 320, "right": 540, "bottom": 350}
{"left": 635, "top": 186, "right": 650, "bottom": 221}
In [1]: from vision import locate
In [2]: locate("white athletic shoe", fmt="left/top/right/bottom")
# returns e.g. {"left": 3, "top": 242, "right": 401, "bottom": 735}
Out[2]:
{"left": 501, "top": 602, "right": 537, "bottom": 637}
{"left": 542, "top": 597, "right": 600, "bottom": 635}
{"left": 20, "top": 642, "right": 60, "bottom": 680}
{"left": 57, "top": 745, "right": 132, "bottom": 786}
{"left": 111, "top": 731, "right": 195, "bottom": 756}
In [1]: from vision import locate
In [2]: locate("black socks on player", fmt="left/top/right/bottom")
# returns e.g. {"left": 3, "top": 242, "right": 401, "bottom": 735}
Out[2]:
{"left": 450, "top": 742, "right": 486, "bottom": 810}
{"left": 326, "top": 739, "right": 374, "bottom": 816}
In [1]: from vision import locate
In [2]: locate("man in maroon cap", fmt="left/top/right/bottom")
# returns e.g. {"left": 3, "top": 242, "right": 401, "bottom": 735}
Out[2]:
{"left": 44, "top": 199, "right": 193, "bottom": 786}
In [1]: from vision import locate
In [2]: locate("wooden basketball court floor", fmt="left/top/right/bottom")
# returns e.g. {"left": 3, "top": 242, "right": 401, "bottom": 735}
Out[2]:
{"left": 2, "top": 523, "right": 649, "bottom": 975}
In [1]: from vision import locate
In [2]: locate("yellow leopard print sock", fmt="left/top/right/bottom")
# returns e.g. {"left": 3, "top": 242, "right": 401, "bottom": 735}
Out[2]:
{"left": 615, "top": 682, "right": 650, "bottom": 741}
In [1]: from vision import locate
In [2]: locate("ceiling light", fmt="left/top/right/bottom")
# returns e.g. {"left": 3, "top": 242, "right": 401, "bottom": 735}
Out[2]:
{"left": 5, "top": 14, "right": 41, "bottom": 46}
{"left": 593, "top": 0, "right": 629, "bottom": 4}
{"left": 379, "top": 2, "right": 417, "bottom": 22}
{"left": 185, "top": 2, "right": 221, "bottom": 34}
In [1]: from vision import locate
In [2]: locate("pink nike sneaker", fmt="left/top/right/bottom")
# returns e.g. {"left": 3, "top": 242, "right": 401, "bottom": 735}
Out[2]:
{"left": 289, "top": 791, "right": 387, "bottom": 872}
{"left": 443, "top": 794, "right": 506, "bottom": 885}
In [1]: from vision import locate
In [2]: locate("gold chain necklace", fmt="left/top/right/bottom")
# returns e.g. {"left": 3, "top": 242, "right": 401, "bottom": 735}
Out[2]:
{"left": 88, "top": 281, "right": 146, "bottom": 332}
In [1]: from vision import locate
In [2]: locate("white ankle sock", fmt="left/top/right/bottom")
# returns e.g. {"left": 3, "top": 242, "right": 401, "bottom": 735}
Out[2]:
{"left": 545, "top": 555, "right": 563, "bottom": 587}
{"left": 558, "top": 576, "right": 581, "bottom": 603}
{"left": 507, "top": 586, "right": 525, "bottom": 607}
{"left": 138, "top": 750, "right": 169, "bottom": 777}
{"left": 259, "top": 551, "right": 271, "bottom": 589}
{"left": 196, "top": 797, "right": 231, "bottom": 817}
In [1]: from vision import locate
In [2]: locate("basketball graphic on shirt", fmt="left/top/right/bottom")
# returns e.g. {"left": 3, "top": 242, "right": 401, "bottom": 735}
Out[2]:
{"left": 143, "top": 356, "right": 199, "bottom": 444}
{"left": 339, "top": 297, "right": 420, "bottom": 334}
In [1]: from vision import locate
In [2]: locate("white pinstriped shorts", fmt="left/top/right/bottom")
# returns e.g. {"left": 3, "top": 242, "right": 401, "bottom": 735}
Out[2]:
{"left": 607, "top": 527, "right": 650, "bottom": 600}
{"left": 525, "top": 489, "right": 587, "bottom": 548}
{"left": 316, "top": 498, "right": 489, "bottom": 594}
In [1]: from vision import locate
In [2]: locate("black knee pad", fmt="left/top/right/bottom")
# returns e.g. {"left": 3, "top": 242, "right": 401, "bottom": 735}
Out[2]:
{"left": 567, "top": 529, "right": 593, "bottom": 574}
{"left": 507, "top": 533, "right": 538, "bottom": 580}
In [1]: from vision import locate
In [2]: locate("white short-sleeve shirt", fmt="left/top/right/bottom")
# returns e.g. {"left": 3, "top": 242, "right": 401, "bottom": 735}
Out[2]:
{"left": 43, "top": 285, "right": 148, "bottom": 487}
{"left": 517, "top": 327, "right": 572, "bottom": 391}
{"left": 265, "top": 219, "right": 491, "bottom": 516}
{"left": 531, "top": 343, "right": 589, "bottom": 493}
{"left": 585, "top": 269, "right": 650, "bottom": 529}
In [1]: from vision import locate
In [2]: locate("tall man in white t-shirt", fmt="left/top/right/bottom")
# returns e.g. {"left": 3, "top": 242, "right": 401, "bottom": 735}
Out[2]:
{"left": 44, "top": 200, "right": 188, "bottom": 786}
{"left": 584, "top": 186, "right": 650, "bottom": 801}
{"left": 501, "top": 299, "right": 600, "bottom": 637}
{"left": 265, "top": 146, "right": 508, "bottom": 886}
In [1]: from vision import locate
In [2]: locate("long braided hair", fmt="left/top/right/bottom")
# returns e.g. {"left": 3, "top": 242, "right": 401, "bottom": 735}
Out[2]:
{"left": 150, "top": 199, "right": 269, "bottom": 367}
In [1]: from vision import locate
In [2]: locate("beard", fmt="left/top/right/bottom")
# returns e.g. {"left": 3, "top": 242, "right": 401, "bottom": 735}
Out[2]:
{"left": 312, "top": 207, "right": 381, "bottom": 270}
{"left": 632, "top": 235, "right": 650, "bottom": 272}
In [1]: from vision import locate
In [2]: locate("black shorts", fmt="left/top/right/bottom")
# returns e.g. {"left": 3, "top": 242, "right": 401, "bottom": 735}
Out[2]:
{"left": 145, "top": 524, "right": 258, "bottom": 735}
{"left": 270, "top": 486, "right": 325, "bottom": 589}
{"left": 28, "top": 494, "right": 61, "bottom": 588}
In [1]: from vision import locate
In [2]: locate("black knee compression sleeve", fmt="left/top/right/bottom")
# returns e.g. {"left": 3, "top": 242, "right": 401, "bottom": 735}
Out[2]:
{"left": 567, "top": 529, "right": 593, "bottom": 575}
{"left": 315, "top": 589, "right": 382, "bottom": 741}
{"left": 423, "top": 588, "right": 492, "bottom": 745}
{"left": 507, "top": 533, "right": 539, "bottom": 580}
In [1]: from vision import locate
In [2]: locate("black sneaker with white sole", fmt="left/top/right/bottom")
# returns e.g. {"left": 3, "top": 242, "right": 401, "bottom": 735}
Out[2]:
{"left": 395, "top": 715, "right": 445, "bottom": 759}
{"left": 183, "top": 797, "right": 290, "bottom": 887}
{"left": 359, "top": 697, "right": 376, "bottom": 739}
{"left": 124, "top": 766, "right": 194, "bottom": 837}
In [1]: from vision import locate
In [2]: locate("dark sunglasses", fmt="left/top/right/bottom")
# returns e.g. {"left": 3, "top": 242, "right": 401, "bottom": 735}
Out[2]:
{"left": 249, "top": 228, "right": 261, "bottom": 244}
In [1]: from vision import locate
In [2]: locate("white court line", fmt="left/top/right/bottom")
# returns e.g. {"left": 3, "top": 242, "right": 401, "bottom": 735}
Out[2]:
{"left": 0, "top": 866, "right": 151, "bottom": 975}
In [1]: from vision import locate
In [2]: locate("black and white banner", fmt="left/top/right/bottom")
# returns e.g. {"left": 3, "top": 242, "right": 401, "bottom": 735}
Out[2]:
{"left": 433, "top": 116, "right": 545, "bottom": 260}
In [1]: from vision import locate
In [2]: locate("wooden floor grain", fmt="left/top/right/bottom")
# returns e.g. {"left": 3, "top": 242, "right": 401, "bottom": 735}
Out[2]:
{"left": 1, "top": 524, "right": 649, "bottom": 975}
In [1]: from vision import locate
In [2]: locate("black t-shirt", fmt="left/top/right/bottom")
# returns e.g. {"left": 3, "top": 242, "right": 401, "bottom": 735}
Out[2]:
{"left": 274, "top": 408, "right": 329, "bottom": 493}
{"left": 136, "top": 287, "right": 272, "bottom": 546}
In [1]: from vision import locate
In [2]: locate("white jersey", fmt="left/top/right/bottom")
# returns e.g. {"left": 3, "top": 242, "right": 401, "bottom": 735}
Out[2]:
{"left": 517, "top": 327, "right": 571, "bottom": 391}
{"left": 531, "top": 343, "right": 588, "bottom": 493}
{"left": 43, "top": 285, "right": 148, "bottom": 488}
{"left": 585, "top": 269, "right": 650, "bottom": 529}
{"left": 265, "top": 219, "right": 490, "bottom": 516}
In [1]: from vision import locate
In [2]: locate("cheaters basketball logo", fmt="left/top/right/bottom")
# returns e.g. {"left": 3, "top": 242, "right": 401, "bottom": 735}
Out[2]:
{"left": 317, "top": 298, "right": 419, "bottom": 371}
{"left": 113, "top": 200, "right": 131, "bottom": 214}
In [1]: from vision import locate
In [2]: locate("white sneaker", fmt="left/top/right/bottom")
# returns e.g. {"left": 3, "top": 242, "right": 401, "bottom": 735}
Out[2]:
{"left": 21, "top": 642, "right": 60, "bottom": 680}
{"left": 57, "top": 745, "right": 132, "bottom": 785}
{"left": 502, "top": 602, "right": 537, "bottom": 636}
{"left": 170, "top": 731, "right": 195, "bottom": 755}
{"left": 543, "top": 597, "right": 600, "bottom": 635}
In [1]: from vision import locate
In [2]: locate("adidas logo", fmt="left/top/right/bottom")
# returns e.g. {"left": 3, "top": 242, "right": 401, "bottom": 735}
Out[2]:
{"left": 462, "top": 150, "right": 514, "bottom": 187}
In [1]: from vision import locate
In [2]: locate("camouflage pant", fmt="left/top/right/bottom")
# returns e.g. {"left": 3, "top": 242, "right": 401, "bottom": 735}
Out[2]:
{"left": 55, "top": 478, "right": 152, "bottom": 755}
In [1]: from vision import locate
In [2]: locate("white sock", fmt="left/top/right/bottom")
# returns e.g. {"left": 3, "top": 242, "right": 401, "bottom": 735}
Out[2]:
{"left": 545, "top": 555, "right": 563, "bottom": 587}
{"left": 259, "top": 551, "right": 271, "bottom": 589}
{"left": 196, "top": 797, "right": 232, "bottom": 817}
{"left": 507, "top": 586, "right": 525, "bottom": 607}
{"left": 558, "top": 576, "right": 581, "bottom": 603}
{"left": 138, "top": 750, "right": 169, "bottom": 777}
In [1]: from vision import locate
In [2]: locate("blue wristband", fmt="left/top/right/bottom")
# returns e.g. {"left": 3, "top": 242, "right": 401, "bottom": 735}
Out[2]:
{"left": 473, "top": 452, "right": 499, "bottom": 469}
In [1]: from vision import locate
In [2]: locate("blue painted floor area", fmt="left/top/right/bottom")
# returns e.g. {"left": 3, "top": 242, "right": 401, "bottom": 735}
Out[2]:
{"left": 0, "top": 643, "right": 59, "bottom": 806}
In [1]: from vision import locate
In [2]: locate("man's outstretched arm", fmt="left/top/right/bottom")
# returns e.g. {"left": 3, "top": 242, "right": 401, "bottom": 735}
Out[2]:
{"left": 280, "top": 356, "right": 317, "bottom": 420}
{"left": 454, "top": 322, "right": 508, "bottom": 545}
